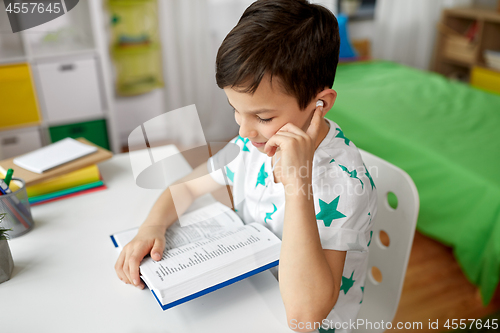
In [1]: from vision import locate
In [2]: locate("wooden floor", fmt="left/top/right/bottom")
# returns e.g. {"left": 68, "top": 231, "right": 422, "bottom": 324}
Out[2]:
{"left": 388, "top": 231, "right": 500, "bottom": 332}
{"left": 166, "top": 143, "right": 500, "bottom": 333}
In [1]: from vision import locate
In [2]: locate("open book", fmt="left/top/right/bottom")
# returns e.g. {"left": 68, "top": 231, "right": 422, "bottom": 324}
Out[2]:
{"left": 111, "top": 202, "right": 281, "bottom": 310}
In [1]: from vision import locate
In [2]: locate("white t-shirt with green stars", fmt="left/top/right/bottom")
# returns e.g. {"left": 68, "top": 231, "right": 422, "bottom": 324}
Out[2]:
{"left": 207, "top": 118, "right": 377, "bottom": 333}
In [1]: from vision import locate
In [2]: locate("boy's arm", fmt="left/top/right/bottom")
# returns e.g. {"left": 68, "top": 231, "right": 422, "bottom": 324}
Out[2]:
{"left": 279, "top": 186, "right": 346, "bottom": 332}
{"left": 263, "top": 106, "right": 347, "bottom": 332}
{"left": 114, "top": 161, "right": 224, "bottom": 288}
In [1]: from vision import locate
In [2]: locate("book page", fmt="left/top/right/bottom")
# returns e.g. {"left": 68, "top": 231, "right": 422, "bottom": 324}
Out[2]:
{"left": 140, "top": 223, "right": 281, "bottom": 295}
{"left": 164, "top": 202, "right": 243, "bottom": 249}
{"left": 111, "top": 202, "right": 243, "bottom": 251}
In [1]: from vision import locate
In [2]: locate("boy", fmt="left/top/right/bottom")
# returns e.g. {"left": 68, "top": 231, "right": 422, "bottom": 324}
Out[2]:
{"left": 115, "top": 1, "right": 377, "bottom": 332}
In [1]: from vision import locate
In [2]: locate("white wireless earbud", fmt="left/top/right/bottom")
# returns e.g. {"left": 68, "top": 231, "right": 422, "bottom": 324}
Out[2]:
{"left": 316, "top": 100, "right": 324, "bottom": 107}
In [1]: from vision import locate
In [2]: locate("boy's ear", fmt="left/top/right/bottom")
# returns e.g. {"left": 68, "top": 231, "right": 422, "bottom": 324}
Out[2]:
{"left": 317, "top": 89, "right": 337, "bottom": 115}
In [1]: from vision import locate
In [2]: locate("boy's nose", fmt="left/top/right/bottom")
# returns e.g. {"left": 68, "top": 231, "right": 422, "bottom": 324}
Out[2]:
{"left": 239, "top": 121, "right": 257, "bottom": 139}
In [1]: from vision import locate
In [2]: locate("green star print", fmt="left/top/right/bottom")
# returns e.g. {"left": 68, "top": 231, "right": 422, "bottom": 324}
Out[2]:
{"left": 340, "top": 271, "right": 355, "bottom": 295}
{"left": 255, "top": 163, "right": 268, "bottom": 188}
{"left": 339, "top": 164, "right": 364, "bottom": 189}
{"left": 316, "top": 196, "right": 346, "bottom": 227}
{"left": 264, "top": 203, "right": 277, "bottom": 223}
{"left": 235, "top": 136, "right": 250, "bottom": 152}
{"left": 335, "top": 128, "right": 351, "bottom": 146}
{"left": 364, "top": 163, "right": 376, "bottom": 190}
{"left": 225, "top": 166, "right": 234, "bottom": 183}
{"left": 367, "top": 230, "right": 373, "bottom": 247}
{"left": 360, "top": 286, "right": 365, "bottom": 304}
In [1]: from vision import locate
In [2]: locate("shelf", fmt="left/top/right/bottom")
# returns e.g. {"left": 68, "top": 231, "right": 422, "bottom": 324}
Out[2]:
{"left": 0, "top": 5, "right": 25, "bottom": 62}
{"left": 22, "top": 0, "right": 95, "bottom": 59}
{"left": 433, "top": 6, "right": 500, "bottom": 86}
{"left": 44, "top": 114, "right": 108, "bottom": 128}
{"left": 445, "top": 7, "right": 500, "bottom": 23}
{"left": 479, "top": 22, "right": 500, "bottom": 65}
{"left": 441, "top": 57, "right": 474, "bottom": 68}
{"left": 0, "top": 46, "right": 25, "bottom": 63}
{"left": 31, "top": 47, "right": 97, "bottom": 62}
{"left": 111, "top": 43, "right": 160, "bottom": 54}
{"left": 0, "top": 55, "right": 27, "bottom": 65}
{"left": 0, "top": 0, "right": 119, "bottom": 155}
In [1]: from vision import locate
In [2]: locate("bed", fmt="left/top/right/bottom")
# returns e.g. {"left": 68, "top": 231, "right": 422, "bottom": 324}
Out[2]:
{"left": 325, "top": 61, "right": 500, "bottom": 305}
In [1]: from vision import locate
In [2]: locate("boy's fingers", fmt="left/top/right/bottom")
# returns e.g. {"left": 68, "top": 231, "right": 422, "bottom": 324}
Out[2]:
{"left": 265, "top": 133, "right": 290, "bottom": 156}
{"left": 115, "top": 252, "right": 126, "bottom": 281}
{"left": 305, "top": 107, "right": 323, "bottom": 141}
{"left": 122, "top": 256, "right": 132, "bottom": 284}
{"left": 151, "top": 238, "right": 166, "bottom": 261}
{"left": 277, "top": 122, "right": 302, "bottom": 135}
{"left": 128, "top": 254, "right": 141, "bottom": 287}
{"left": 129, "top": 246, "right": 150, "bottom": 288}
{"left": 123, "top": 250, "right": 139, "bottom": 285}
{"left": 274, "top": 130, "right": 298, "bottom": 139}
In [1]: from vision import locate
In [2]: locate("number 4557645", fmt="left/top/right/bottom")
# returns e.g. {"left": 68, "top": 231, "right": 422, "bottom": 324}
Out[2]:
{"left": 5, "top": 2, "right": 61, "bottom": 14}
{"left": 444, "top": 319, "right": 498, "bottom": 330}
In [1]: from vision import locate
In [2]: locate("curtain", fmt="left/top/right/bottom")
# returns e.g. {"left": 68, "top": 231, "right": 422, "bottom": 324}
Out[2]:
{"left": 373, "top": 0, "right": 473, "bottom": 70}
{"left": 158, "top": 0, "right": 257, "bottom": 148}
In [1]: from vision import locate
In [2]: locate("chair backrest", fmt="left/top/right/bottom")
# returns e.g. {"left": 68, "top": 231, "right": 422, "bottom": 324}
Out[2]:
{"left": 354, "top": 149, "right": 419, "bottom": 333}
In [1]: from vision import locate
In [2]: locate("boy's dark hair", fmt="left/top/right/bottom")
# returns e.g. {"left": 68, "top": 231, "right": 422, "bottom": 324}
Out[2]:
{"left": 216, "top": 0, "right": 340, "bottom": 110}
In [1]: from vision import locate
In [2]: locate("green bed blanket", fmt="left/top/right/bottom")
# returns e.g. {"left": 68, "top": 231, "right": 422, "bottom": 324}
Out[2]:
{"left": 326, "top": 61, "right": 500, "bottom": 305}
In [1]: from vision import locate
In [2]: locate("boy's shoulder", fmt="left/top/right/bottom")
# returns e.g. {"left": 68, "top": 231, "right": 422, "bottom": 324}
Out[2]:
{"left": 315, "top": 119, "right": 364, "bottom": 168}
{"left": 313, "top": 119, "right": 375, "bottom": 194}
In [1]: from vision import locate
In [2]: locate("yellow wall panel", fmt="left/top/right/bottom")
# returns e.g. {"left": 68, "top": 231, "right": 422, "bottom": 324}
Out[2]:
{"left": 0, "top": 63, "right": 41, "bottom": 129}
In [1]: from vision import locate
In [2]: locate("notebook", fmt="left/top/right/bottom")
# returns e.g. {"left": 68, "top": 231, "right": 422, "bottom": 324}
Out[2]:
{"left": 0, "top": 138, "right": 112, "bottom": 186}
{"left": 13, "top": 138, "right": 98, "bottom": 174}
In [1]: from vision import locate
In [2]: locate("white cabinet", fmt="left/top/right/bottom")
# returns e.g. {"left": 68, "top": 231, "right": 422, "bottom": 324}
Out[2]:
{"left": 0, "top": 0, "right": 119, "bottom": 153}
{"left": 0, "top": 127, "right": 42, "bottom": 159}
{"left": 35, "top": 57, "right": 104, "bottom": 124}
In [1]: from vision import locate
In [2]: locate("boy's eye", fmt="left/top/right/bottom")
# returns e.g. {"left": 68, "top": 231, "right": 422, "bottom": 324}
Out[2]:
{"left": 258, "top": 117, "right": 273, "bottom": 123}
{"left": 233, "top": 108, "right": 272, "bottom": 124}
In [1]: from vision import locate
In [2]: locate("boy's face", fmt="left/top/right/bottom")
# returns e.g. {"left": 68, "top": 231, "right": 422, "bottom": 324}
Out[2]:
{"left": 224, "top": 76, "right": 319, "bottom": 154}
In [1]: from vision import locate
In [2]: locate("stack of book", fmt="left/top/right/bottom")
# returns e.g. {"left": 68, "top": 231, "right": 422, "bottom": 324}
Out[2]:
{"left": 0, "top": 138, "right": 112, "bottom": 206}
{"left": 24, "top": 164, "right": 106, "bottom": 206}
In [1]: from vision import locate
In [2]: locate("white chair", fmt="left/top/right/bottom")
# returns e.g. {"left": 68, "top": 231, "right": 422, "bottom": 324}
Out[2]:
{"left": 353, "top": 149, "right": 420, "bottom": 332}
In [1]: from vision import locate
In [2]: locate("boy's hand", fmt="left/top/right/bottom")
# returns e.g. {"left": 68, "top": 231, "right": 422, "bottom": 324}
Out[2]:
{"left": 264, "top": 104, "right": 324, "bottom": 187}
{"left": 114, "top": 224, "right": 166, "bottom": 289}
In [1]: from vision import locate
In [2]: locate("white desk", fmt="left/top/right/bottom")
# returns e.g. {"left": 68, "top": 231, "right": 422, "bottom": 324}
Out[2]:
{"left": 0, "top": 150, "right": 292, "bottom": 333}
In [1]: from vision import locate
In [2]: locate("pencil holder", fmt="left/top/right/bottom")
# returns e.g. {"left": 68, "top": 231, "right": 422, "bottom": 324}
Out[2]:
{"left": 0, "top": 178, "right": 34, "bottom": 238}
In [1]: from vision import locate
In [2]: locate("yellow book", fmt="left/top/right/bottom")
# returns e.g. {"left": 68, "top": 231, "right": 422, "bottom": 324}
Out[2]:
{"left": 4, "top": 165, "right": 100, "bottom": 195}
{"left": 3, "top": 165, "right": 101, "bottom": 197}
{"left": 24, "top": 165, "right": 100, "bottom": 197}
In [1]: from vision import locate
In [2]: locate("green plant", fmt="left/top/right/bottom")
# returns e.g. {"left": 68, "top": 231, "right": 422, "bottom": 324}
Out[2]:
{"left": 0, "top": 213, "right": 11, "bottom": 241}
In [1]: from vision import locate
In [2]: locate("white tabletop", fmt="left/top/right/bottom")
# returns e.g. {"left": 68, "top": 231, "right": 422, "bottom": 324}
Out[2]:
{"left": 0, "top": 149, "right": 291, "bottom": 333}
